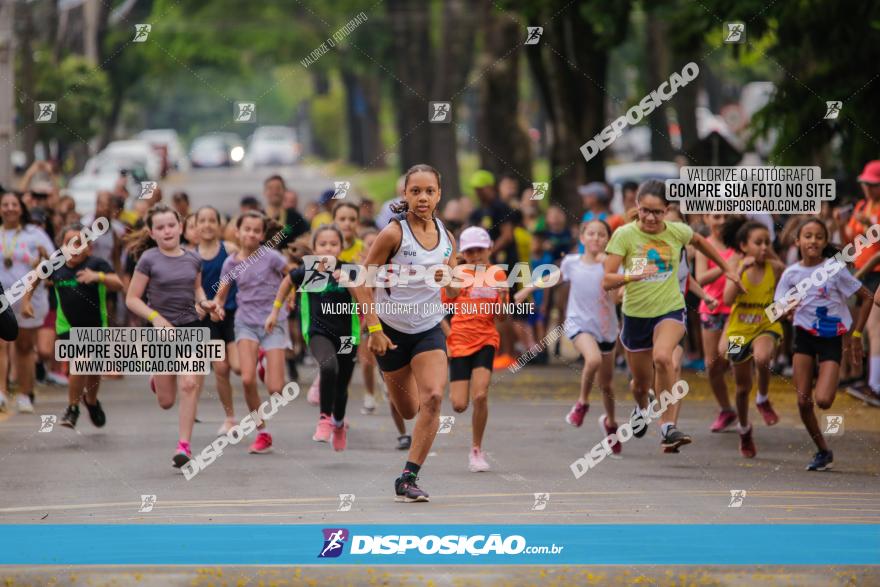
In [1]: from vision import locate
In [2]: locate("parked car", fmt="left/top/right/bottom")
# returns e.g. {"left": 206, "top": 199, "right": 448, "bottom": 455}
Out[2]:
{"left": 66, "top": 171, "right": 140, "bottom": 217}
{"left": 189, "top": 133, "right": 245, "bottom": 168}
{"left": 136, "top": 129, "right": 190, "bottom": 174}
{"left": 245, "top": 126, "right": 300, "bottom": 167}
{"left": 86, "top": 140, "right": 163, "bottom": 180}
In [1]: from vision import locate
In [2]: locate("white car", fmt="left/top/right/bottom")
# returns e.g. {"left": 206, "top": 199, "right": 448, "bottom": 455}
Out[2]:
{"left": 87, "top": 140, "right": 163, "bottom": 180}
{"left": 136, "top": 129, "right": 190, "bottom": 173}
{"left": 246, "top": 126, "right": 300, "bottom": 167}
{"left": 66, "top": 172, "right": 140, "bottom": 217}
{"left": 190, "top": 133, "right": 245, "bottom": 168}
{"left": 606, "top": 161, "right": 681, "bottom": 215}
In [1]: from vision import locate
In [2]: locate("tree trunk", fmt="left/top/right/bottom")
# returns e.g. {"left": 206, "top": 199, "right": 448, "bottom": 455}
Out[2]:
{"left": 341, "top": 65, "right": 383, "bottom": 168}
{"left": 645, "top": 12, "right": 674, "bottom": 161}
{"left": 477, "top": 8, "right": 532, "bottom": 187}
{"left": 672, "top": 49, "right": 700, "bottom": 161}
{"left": 19, "top": 1, "right": 37, "bottom": 166}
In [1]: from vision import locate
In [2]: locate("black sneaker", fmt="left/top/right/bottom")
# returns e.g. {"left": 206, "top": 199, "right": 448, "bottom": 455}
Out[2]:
{"left": 630, "top": 406, "right": 649, "bottom": 439}
{"left": 661, "top": 425, "right": 692, "bottom": 450}
{"left": 396, "top": 435, "right": 412, "bottom": 450}
{"left": 395, "top": 472, "right": 429, "bottom": 502}
{"left": 806, "top": 449, "right": 833, "bottom": 471}
{"left": 84, "top": 399, "right": 106, "bottom": 428}
{"left": 60, "top": 404, "right": 79, "bottom": 429}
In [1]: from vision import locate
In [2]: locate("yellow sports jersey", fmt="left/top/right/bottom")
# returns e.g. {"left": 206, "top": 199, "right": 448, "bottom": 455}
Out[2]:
{"left": 311, "top": 211, "right": 332, "bottom": 230}
{"left": 339, "top": 238, "right": 364, "bottom": 263}
{"left": 513, "top": 226, "right": 532, "bottom": 269}
{"left": 726, "top": 262, "right": 783, "bottom": 343}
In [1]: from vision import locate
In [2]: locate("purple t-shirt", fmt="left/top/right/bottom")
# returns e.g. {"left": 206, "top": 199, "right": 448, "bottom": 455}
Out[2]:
{"left": 220, "top": 249, "right": 288, "bottom": 325}
{"left": 134, "top": 248, "right": 202, "bottom": 326}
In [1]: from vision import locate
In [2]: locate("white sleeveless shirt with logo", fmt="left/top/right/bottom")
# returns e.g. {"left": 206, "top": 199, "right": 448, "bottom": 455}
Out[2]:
{"left": 374, "top": 215, "right": 453, "bottom": 334}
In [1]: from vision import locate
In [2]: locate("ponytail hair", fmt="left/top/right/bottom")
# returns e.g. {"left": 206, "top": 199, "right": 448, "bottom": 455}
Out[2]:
{"left": 125, "top": 204, "right": 181, "bottom": 257}
{"left": 391, "top": 164, "right": 442, "bottom": 215}
{"left": 720, "top": 215, "right": 767, "bottom": 252}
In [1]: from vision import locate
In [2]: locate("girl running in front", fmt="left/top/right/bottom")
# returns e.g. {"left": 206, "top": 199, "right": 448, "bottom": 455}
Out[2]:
{"left": 774, "top": 218, "right": 871, "bottom": 470}
{"left": 695, "top": 214, "right": 739, "bottom": 432}
{"left": 442, "top": 226, "right": 507, "bottom": 472}
{"left": 306, "top": 202, "right": 364, "bottom": 406}
{"left": 721, "top": 217, "right": 786, "bottom": 458}
{"left": 126, "top": 204, "right": 216, "bottom": 468}
{"left": 212, "top": 211, "right": 290, "bottom": 455}
{"left": 353, "top": 163, "right": 458, "bottom": 502}
{"left": 602, "top": 180, "right": 743, "bottom": 451}
{"left": 43, "top": 224, "right": 123, "bottom": 429}
{"left": 266, "top": 224, "right": 359, "bottom": 451}
{"left": 517, "top": 220, "right": 623, "bottom": 453}
{"left": 195, "top": 206, "right": 241, "bottom": 436}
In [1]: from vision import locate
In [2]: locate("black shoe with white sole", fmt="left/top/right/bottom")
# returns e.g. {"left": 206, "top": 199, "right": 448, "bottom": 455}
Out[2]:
{"left": 661, "top": 425, "right": 692, "bottom": 450}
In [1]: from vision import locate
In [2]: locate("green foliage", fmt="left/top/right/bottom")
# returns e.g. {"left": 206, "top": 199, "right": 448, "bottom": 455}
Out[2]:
{"left": 310, "top": 77, "right": 346, "bottom": 160}
{"left": 26, "top": 54, "right": 111, "bottom": 144}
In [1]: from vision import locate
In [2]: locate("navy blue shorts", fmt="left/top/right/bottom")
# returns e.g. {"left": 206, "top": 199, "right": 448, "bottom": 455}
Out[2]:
{"left": 620, "top": 308, "right": 686, "bottom": 352}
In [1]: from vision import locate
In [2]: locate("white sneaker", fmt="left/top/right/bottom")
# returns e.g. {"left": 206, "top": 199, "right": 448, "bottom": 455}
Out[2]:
{"left": 46, "top": 371, "right": 69, "bottom": 386}
{"left": 361, "top": 392, "right": 377, "bottom": 415}
{"left": 468, "top": 447, "right": 491, "bottom": 472}
{"left": 16, "top": 394, "right": 34, "bottom": 414}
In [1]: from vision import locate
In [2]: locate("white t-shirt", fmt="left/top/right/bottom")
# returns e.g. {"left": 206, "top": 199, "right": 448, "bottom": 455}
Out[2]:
{"left": 80, "top": 214, "right": 125, "bottom": 265}
{"left": 0, "top": 224, "right": 55, "bottom": 327}
{"left": 775, "top": 261, "right": 862, "bottom": 337}
{"left": 560, "top": 254, "right": 618, "bottom": 343}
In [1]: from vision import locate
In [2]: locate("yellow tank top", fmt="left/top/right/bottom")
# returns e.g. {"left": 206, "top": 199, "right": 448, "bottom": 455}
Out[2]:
{"left": 726, "top": 262, "right": 783, "bottom": 342}
{"left": 339, "top": 238, "right": 364, "bottom": 263}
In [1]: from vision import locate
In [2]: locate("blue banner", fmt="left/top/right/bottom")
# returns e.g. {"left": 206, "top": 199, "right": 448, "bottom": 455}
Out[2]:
{"left": 1, "top": 525, "right": 877, "bottom": 565}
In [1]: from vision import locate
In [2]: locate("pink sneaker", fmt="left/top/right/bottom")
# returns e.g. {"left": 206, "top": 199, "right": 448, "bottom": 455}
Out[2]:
{"left": 599, "top": 415, "right": 621, "bottom": 455}
{"left": 249, "top": 431, "right": 273, "bottom": 454}
{"left": 756, "top": 399, "right": 779, "bottom": 426}
{"left": 710, "top": 409, "right": 737, "bottom": 432}
{"left": 172, "top": 440, "right": 192, "bottom": 468}
{"left": 313, "top": 414, "right": 333, "bottom": 443}
{"left": 468, "top": 447, "right": 491, "bottom": 472}
{"left": 332, "top": 420, "right": 348, "bottom": 452}
{"left": 565, "top": 402, "right": 589, "bottom": 427}
{"left": 307, "top": 375, "right": 320, "bottom": 406}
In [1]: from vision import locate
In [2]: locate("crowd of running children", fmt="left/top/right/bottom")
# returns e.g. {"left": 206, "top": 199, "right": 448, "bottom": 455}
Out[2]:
{"left": 2, "top": 158, "right": 880, "bottom": 500}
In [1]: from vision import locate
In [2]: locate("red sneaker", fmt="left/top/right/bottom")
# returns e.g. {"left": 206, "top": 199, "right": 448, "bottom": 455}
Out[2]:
{"left": 739, "top": 426, "right": 757, "bottom": 458}
{"left": 331, "top": 420, "right": 348, "bottom": 452}
{"left": 249, "top": 431, "right": 273, "bottom": 454}
{"left": 565, "top": 402, "right": 589, "bottom": 427}
{"left": 710, "top": 409, "right": 737, "bottom": 432}
{"left": 599, "top": 414, "right": 622, "bottom": 455}
{"left": 756, "top": 399, "right": 779, "bottom": 426}
{"left": 313, "top": 414, "right": 333, "bottom": 443}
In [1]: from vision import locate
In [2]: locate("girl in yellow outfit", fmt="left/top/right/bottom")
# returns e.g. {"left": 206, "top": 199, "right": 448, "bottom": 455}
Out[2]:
{"left": 722, "top": 217, "right": 785, "bottom": 458}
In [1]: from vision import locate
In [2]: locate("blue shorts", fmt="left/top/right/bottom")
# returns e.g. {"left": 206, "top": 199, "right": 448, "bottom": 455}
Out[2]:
{"left": 234, "top": 320, "right": 292, "bottom": 351}
{"left": 620, "top": 308, "right": 686, "bottom": 352}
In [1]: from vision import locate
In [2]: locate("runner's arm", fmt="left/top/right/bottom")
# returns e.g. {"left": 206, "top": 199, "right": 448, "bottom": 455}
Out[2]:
{"left": 695, "top": 248, "right": 724, "bottom": 286}
{"left": 691, "top": 232, "right": 743, "bottom": 291}
{"left": 352, "top": 222, "right": 401, "bottom": 330}
{"left": 126, "top": 271, "right": 170, "bottom": 327}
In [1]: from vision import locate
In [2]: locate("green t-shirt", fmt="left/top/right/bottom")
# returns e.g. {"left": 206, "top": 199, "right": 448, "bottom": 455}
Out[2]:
{"left": 605, "top": 220, "right": 694, "bottom": 318}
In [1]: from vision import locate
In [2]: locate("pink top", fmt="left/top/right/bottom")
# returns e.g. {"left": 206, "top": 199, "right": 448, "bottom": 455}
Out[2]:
{"left": 699, "top": 246, "right": 735, "bottom": 316}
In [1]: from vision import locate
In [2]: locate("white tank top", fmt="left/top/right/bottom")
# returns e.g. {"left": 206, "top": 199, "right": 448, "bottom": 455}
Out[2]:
{"left": 374, "top": 215, "right": 453, "bottom": 333}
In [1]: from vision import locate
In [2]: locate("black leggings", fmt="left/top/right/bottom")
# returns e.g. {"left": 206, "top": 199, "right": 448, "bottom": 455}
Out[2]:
{"left": 309, "top": 334, "right": 356, "bottom": 421}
